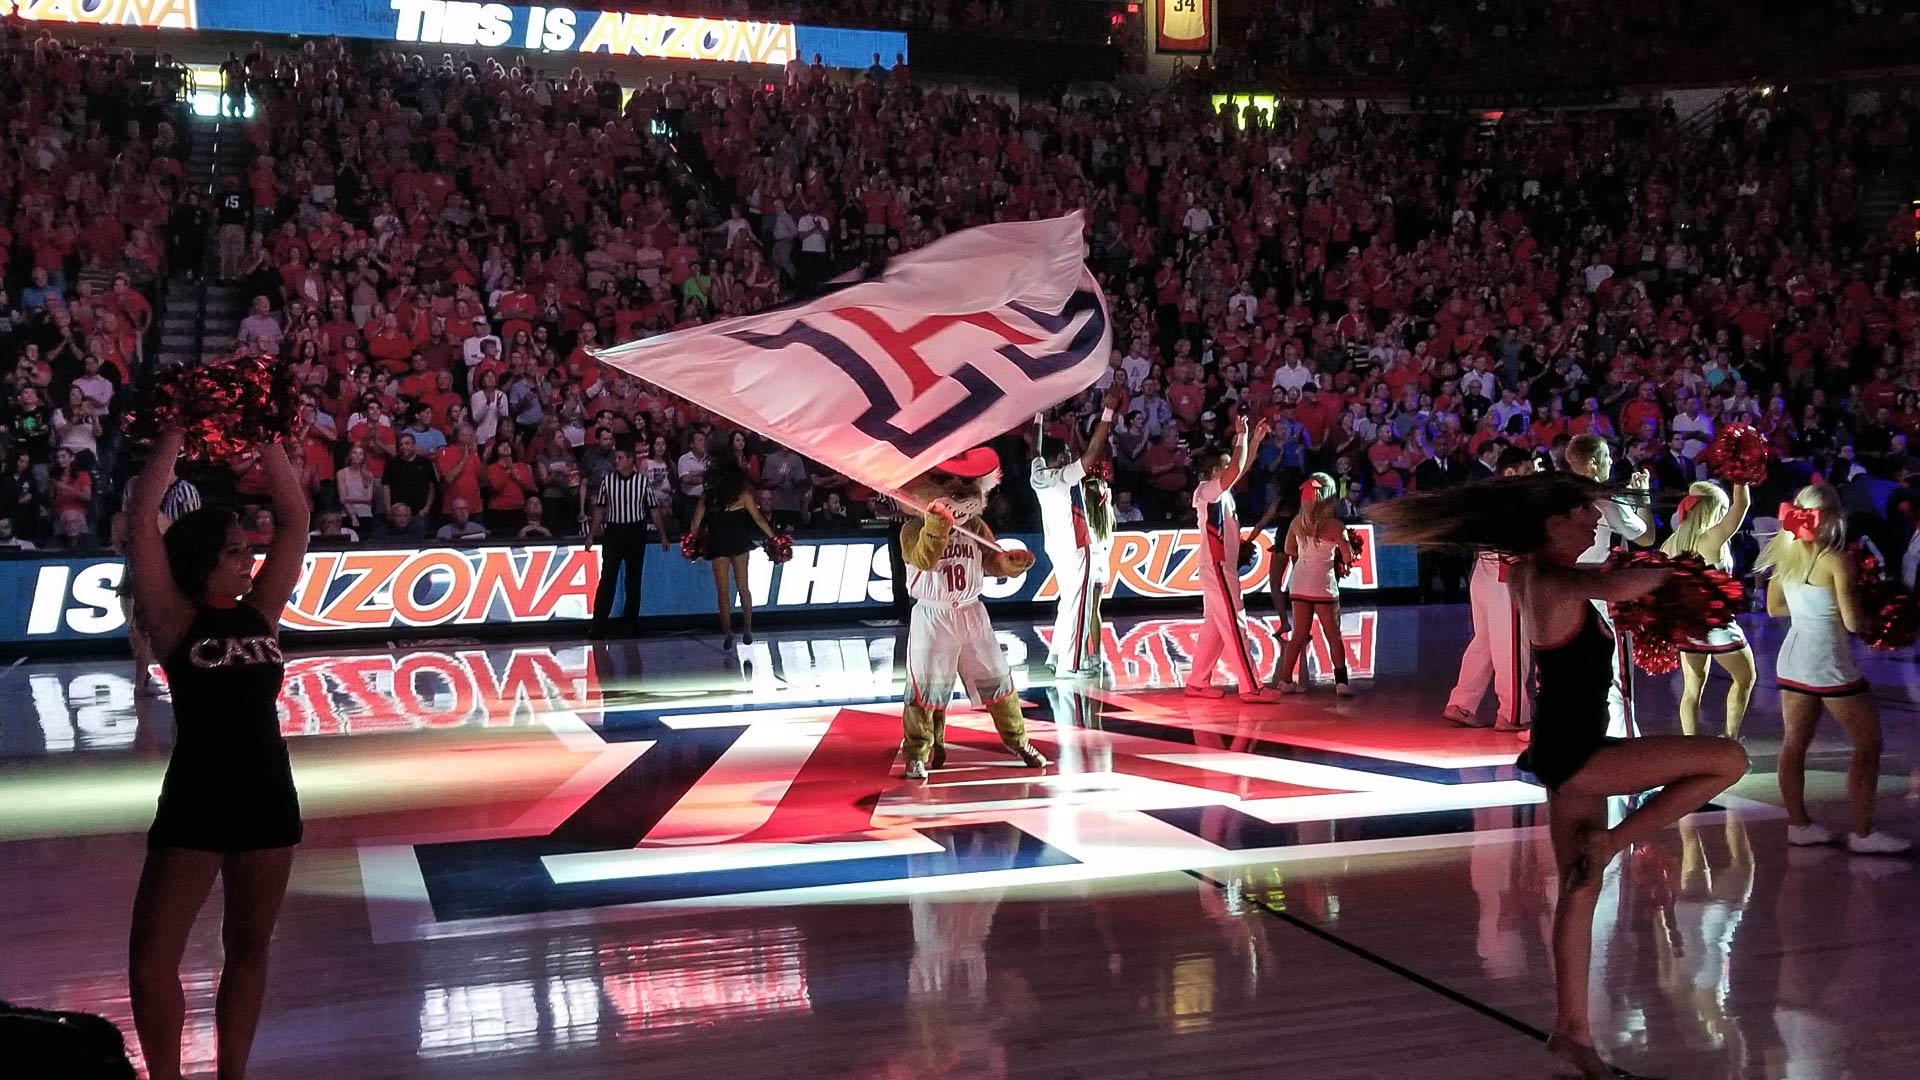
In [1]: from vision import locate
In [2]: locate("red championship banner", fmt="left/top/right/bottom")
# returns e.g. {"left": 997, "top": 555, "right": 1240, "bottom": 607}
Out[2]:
{"left": 1155, "top": 0, "right": 1210, "bottom": 53}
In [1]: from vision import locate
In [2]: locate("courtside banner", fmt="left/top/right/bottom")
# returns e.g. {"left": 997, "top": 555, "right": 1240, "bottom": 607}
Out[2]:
{"left": 592, "top": 214, "right": 1111, "bottom": 498}
{"left": 0, "top": 0, "right": 906, "bottom": 69}
{"left": 0, "top": 527, "right": 1413, "bottom": 644}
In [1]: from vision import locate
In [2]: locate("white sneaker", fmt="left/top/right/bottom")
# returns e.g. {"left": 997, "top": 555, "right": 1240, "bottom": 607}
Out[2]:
{"left": 1184, "top": 684, "right": 1226, "bottom": 699}
{"left": 904, "top": 759, "right": 928, "bottom": 781}
{"left": 1334, "top": 683, "right": 1355, "bottom": 698}
{"left": 1787, "top": 822, "right": 1839, "bottom": 846}
{"left": 1278, "top": 681, "right": 1305, "bottom": 695}
{"left": 1847, "top": 831, "right": 1913, "bottom": 856}
{"left": 1239, "top": 688, "right": 1285, "bottom": 704}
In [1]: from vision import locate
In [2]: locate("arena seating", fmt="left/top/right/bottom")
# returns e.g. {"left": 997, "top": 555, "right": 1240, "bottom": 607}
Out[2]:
{"left": 4, "top": 27, "right": 1920, "bottom": 554}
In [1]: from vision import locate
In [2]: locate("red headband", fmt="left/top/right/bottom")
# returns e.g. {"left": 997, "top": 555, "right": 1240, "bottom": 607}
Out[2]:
{"left": 1300, "top": 479, "right": 1321, "bottom": 504}
{"left": 1778, "top": 503, "right": 1825, "bottom": 541}
{"left": 1675, "top": 494, "right": 1701, "bottom": 523}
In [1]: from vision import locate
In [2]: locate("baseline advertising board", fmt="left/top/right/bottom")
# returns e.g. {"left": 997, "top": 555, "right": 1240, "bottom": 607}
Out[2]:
{"left": 0, "top": 526, "right": 1414, "bottom": 645}
{"left": 0, "top": 0, "right": 907, "bottom": 69}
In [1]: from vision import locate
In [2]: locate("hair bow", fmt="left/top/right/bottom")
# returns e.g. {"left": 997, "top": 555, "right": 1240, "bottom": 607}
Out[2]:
{"left": 1300, "top": 478, "right": 1321, "bottom": 504}
{"left": 1778, "top": 503, "right": 1824, "bottom": 541}
{"left": 1675, "top": 494, "right": 1701, "bottom": 523}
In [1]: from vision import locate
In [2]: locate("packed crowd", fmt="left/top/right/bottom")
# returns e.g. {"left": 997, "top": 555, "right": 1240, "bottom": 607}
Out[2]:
{"left": 1217, "top": 0, "right": 1920, "bottom": 90}
{"left": 4, "top": 28, "right": 1920, "bottom": 558}
{"left": 0, "top": 29, "right": 187, "bottom": 551}
{"left": 755, "top": 0, "right": 1110, "bottom": 39}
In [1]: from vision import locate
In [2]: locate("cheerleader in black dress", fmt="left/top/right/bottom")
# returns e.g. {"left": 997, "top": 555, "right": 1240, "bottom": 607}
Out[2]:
{"left": 686, "top": 453, "right": 777, "bottom": 650}
{"left": 126, "top": 428, "right": 311, "bottom": 1080}
{"left": 1371, "top": 473, "right": 1748, "bottom": 1080}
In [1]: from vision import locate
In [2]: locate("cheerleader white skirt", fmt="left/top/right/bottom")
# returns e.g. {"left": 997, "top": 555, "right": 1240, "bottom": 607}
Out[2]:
{"left": 1678, "top": 619, "right": 1748, "bottom": 655}
{"left": 1777, "top": 621, "right": 1867, "bottom": 697}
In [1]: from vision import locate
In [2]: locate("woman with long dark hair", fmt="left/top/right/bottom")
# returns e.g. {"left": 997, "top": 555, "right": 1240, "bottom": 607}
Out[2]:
{"left": 126, "top": 428, "right": 311, "bottom": 1080}
{"left": 1370, "top": 472, "right": 1747, "bottom": 1079}
{"left": 686, "top": 453, "right": 776, "bottom": 650}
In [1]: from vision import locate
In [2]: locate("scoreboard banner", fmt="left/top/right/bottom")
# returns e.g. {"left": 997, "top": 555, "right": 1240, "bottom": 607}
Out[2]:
{"left": 0, "top": 525, "right": 1415, "bottom": 645}
{"left": 1154, "top": 0, "right": 1210, "bottom": 54}
{"left": 0, "top": 0, "right": 907, "bottom": 69}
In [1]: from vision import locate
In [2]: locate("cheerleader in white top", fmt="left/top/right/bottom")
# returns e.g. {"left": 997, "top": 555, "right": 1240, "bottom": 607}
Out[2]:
{"left": 1567, "top": 434, "right": 1654, "bottom": 738}
{"left": 1078, "top": 466, "right": 1117, "bottom": 669}
{"left": 1660, "top": 480, "right": 1755, "bottom": 739}
{"left": 1030, "top": 385, "right": 1122, "bottom": 677}
{"left": 1185, "top": 414, "right": 1285, "bottom": 703}
{"left": 1755, "top": 484, "right": 1909, "bottom": 855}
{"left": 1444, "top": 446, "right": 1538, "bottom": 730}
{"left": 1274, "top": 472, "right": 1357, "bottom": 696}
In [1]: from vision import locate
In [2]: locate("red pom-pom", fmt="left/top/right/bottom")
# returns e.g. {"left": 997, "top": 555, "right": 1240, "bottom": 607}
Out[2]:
{"left": 762, "top": 531, "right": 793, "bottom": 564}
{"left": 1865, "top": 593, "right": 1919, "bottom": 651}
{"left": 1346, "top": 528, "right": 1366, "bottom": 557}
{"left": 1631, "top": 635, "right": 1684, "bottom": 676}
{"left": 1698, "top": 423, "right": 1769, "bottom": 485}
{"left": 132, "top": 354, "right": 297, "bottom": 461}
{"left": 1609, "top": 550, "right": 1745, "bottom": 674}
{"left": 679, "top": 532, "right": 707, "bottom": 560}
{"left": 1852, "top": 544, "right": 1918, "bottom": 650}
{"left": 1084, "top": 458, "right": 1113, "bottom": 482}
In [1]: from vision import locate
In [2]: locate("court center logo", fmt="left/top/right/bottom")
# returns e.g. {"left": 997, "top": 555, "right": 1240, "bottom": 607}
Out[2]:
{"left": 358, "top": 623, "right": 1543, "bottom": 942}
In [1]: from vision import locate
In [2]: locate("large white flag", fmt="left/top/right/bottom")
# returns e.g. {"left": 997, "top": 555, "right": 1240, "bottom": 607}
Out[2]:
{"left": 591, "top": 213, "right": 1111, "bottom": 495}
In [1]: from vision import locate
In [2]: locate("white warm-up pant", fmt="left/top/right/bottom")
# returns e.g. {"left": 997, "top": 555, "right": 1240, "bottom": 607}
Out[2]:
{"left": 906, "top": 600, "right": 1013, "bottom": 709}
{"left": 1594, "top": 600, "right": 1635, "bottom": 738}
{"left": 1186, "top": 556, "right": 1261, "bottom": 692}
{"left": 1447, "top": 558, "right": 1530, "bottom": 728}
{"left": 1046, "top": 544, "right": 1096, "bottom": 671}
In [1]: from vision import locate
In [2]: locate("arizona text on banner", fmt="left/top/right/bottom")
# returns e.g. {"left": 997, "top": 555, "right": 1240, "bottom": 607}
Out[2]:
{"left": 590, "top": 214, "right": 1112, "bottom": 496}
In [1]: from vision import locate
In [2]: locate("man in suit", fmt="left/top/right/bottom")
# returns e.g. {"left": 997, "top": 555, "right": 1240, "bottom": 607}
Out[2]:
{"left": 1412, "top": 432, "right": 1468, "bottom": 491}
{"left": 1413, "top": 434, "right": 1469, "bottom": 600}
{"left": 1466, "top": 438, "right": 1506, "bottom": 483}
{"left": 1652, "top": 432, "right": 1693, "bottom": 492}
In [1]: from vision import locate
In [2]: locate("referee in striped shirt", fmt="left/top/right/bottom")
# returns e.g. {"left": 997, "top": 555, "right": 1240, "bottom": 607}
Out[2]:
{"left": 590, "top": 446, "right": 650, "bottom": 639}
{"left": 159, "top": 476, "right": 202, "bottom": 522}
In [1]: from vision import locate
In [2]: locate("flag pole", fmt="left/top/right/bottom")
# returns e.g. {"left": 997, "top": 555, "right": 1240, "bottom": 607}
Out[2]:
{"left": 882, "top": 487, "right": 1007, "bottom": 554}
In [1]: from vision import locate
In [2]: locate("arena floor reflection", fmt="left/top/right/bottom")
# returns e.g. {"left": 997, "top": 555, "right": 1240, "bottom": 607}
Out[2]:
{"left": 2, "top": 605, "right": 1917, "bottom": 1079}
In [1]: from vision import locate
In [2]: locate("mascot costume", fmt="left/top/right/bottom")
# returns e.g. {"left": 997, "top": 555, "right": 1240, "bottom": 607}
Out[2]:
{"left": 897, "top": 446, "right": 1048, "bottom": 780}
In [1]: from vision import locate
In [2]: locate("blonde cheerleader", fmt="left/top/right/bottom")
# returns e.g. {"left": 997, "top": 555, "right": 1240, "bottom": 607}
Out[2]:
{"left": 1755, "top": 484, "right": 1908, "bottom": 854}
{"left": 1274, "top": 472, "right": 1355, "bottom": 696}
{"left": 1660, "top": 480, "right": 1755, "bottom": 739}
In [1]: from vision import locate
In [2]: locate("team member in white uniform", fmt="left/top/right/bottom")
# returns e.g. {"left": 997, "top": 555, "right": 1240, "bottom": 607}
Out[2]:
{"left": 898, "top": 447, "right": 1046, "bottom": 781}
{"left": 1079, "top": 468, "right": 1117, "bottom": 669}
{"left": 1274, "top": 472, "right": 1357, "bottom": 696}
{"left": 1661, "top": 479, "right": 1755, "bottom": 739}
{"left": 1567, "top": 434, "right": 1652, "bottom": 738}
{"left": 1186, "top": 414, "right": 1285, "bottom": 703}
{"left": 1445, "top": 447, "right": 1538, "bottom": 730}
{"left": 1030, "top": 386, "right": 1123, "bottom": 676}
{"left": 1756, "top": 484, "right": 1908, "bottom": 854}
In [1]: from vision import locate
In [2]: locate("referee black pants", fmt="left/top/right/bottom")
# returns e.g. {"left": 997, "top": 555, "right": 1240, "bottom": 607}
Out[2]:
{"left": 593, "top": 522, "right": 647, "bottom": 633}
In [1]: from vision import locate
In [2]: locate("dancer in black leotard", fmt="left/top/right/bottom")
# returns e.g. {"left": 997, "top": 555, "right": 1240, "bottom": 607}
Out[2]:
{"left": 1371, "top": 472, "right": 1748, "bottom": 1080}
{"left": 686, "top": 454, "right": 777, "bottom": 650}
{"left": 126, "top": 428, "right": 311, "bottom": 1080}
{"left": 1522, "top": 604, "right": 1619, "bottom": 789}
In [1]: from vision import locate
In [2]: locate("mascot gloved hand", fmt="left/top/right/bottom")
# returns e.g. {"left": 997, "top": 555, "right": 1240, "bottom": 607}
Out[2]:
{"left": 896, "top": 447, "right": 1046, "bottom": 780}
